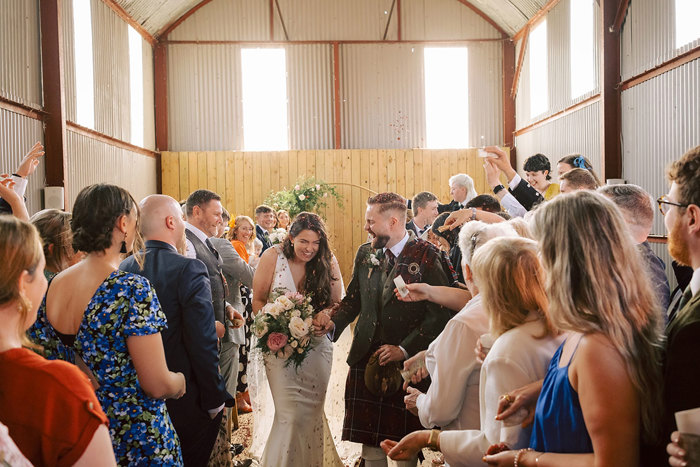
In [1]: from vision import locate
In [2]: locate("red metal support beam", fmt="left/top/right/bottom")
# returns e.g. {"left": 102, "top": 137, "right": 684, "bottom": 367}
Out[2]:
{"left": 154, "top": 42, "right": 168, "bottom": 152}
{"left": 397, "top": 0, "right": 402, "bottom": 41}
{"left": 66, "top": 122, "right": 157, "bottom": 158}
{"left": 454, "top": 0, "right": 508, "bottom": 38}
{"left": 510, "top": 27, "right": 528, "bottom": 98}
{"left": 502, "top": 39, "right": 516, "bottom": 164}
{"left": 611, "top": 0, "right": 630, "bottom": 33}
{"left": 514, "top": 94, "right": 600, "bottom": 136}
{"left": 600, "top": 0, "right": 622, "bottom": 180}
{"left": 621, "top": 45, "right": 700, "bottom": 90}
{"left": 40, "top": 0, "right": 68, "bottom": 193}
{"left": 156, "top": 0, "right": 214, "bottom": 39}
{"left": 333, "top": 42, "right": 341, "bottom": 149}
{"left": 513, "top": 0, "right": 561, "bottom": 41}
{"left": 0, "top": 96, "right": 46, "bottom": 121}
{"left": 100, "top": 0, "right": 155, "bottom": 45}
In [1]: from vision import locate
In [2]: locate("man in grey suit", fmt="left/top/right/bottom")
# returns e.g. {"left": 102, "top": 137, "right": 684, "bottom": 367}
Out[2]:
{"left": 211, "top": 210, "right": 255, "bottom": 412}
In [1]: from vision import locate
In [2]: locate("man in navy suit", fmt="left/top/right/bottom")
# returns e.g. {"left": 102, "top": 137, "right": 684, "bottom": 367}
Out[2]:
{"left": 121, "top": 194, "right": 233, "bottom": 466}
{"left": 254, "top": 204, "right": 275, "bottom": 253}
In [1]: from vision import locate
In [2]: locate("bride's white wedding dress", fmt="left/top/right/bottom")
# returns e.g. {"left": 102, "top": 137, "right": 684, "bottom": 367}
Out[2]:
{"left": 250, "top": 246, "right": 344, "bottom": 466}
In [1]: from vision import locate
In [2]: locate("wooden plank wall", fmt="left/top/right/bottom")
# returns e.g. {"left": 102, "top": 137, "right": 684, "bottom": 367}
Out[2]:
{"left": 161, "top": 149, "right": 501, "bottom": 281}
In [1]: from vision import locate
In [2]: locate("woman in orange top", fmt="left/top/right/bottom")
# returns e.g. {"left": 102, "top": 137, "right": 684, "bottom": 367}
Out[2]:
{"left": 228, "top": 215, "right": 257, "bottom": 412}
{"left": 0, "top": 216, "right": 115, "bottom": 466}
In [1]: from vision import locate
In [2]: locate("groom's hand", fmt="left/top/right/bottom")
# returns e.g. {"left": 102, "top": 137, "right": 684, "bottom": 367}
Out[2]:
{"left": 374, "top": 345, "right": 404, "bottom": 366}
{"left": 312, "top": 312, "right": 334, "bottom": 336}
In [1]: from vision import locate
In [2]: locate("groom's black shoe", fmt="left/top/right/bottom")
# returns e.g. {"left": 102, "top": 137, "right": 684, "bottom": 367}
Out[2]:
{"left": 230, "top": 443, "right": 244, "bottom": 456}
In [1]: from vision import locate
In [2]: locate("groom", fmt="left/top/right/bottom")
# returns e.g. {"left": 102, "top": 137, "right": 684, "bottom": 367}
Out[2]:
{"left": 315, "top": 192, "right": 455, "bottom": 466}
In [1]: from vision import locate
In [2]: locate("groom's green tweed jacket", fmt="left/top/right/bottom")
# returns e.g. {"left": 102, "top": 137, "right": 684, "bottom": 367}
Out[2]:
{"left": 332, "top": 232, "right": 455, "bottom": 366}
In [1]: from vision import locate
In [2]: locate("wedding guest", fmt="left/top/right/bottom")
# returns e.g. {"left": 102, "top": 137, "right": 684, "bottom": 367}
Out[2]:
{"left": 120, "top": 194, "right": 234, "bottom": 466}
{"left": 524, "top": 154, "right": 560, "bottom": 201}
{"left": 407, "top": 191, "right": 438, "bottom": 237}
{"left": 29, "top": 183, "right": 186, "bottom": 464}
{"left": 30, "top": 209, "right": 80, "bottom": 280}
{"left": 599, "top": 184, "right": 671, "bottom": 314}
{"left": 557, "top": 154, "right": 602, "bottom": 186}
{"left": 211, "top": 217, "right": 253, "bottom": 414}
{"left": 254, "top": 205, "right": 276, "bottom": 253}
{"left": 0, "top": 141, "right": 43, "bottom": 217}
{"left": 559, "top": 168, "right": 598, "bottom": 193}
{"left": 431, "top": 212, "right": 465, "bottom": 284}
{"left": 0, "top": 216, "right": 115, "bottom": 466}
{"left": 384, "top": 236, "right": 563, "bottom": 466}
{"left": 438, "top": 174, "right": 478, "bottom": 213}
{"left": 484, "top": 191, "right": 663, "bottom": 467}
{"left": 482, "top": 146, "right": 544, "bottom": 212}
{"left": 465, "top": 194, "right": 502, "bottom": 213}
{"left": 276, "top": 209, "right": 291, "bottom": 231}
{"left": 400, "top": 221, "right": 518, "bottom": 433}
{"left": 655, "top": 146, "right": 700, "bottom": 465}
{"left": 227, "top": 215, "right": 257, "bottom": 412}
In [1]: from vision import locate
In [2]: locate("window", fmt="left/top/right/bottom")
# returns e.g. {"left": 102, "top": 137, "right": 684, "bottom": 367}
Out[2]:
{"left": 128, "top": 27, "right": 144, "bottom": 147}
{"left": 72, "top": 0, "right": 95, "bottom": 128}
{"left": 529, "top": 20, "right": 548, "bottom": 119}
{"left": 241, "top": 48, "right": 289, "bottom": 151}
{"left": 424, "top": 47, "right": 469, "bottom": 149}
{"left": 675, "top": 0, "right": 700, "bottom": 48}
{"left": 570, "top": 0, "right": 595, "bottom": 99}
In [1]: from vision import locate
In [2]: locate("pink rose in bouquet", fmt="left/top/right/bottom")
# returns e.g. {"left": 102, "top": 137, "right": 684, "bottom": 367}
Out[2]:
{"left": 267, "top": 332, "right": 288, "bottom": 351}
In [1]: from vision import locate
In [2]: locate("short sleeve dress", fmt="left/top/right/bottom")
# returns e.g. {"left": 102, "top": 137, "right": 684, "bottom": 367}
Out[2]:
{"left": 29, "top": 270, "right": 182, "bottom": 465}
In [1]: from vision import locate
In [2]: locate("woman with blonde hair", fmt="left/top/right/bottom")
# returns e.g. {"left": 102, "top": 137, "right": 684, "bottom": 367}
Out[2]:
{"left": 484, "top": 191, "right": 663, "bottom": 467}
{"left": 383, "top": 236, "right": 563, "bottom": 466}
{"left": 30, "top": 209, "right": 81, "bottom": 280}
{"left": 0, "top": 216, "right": 115, "bottom": 466}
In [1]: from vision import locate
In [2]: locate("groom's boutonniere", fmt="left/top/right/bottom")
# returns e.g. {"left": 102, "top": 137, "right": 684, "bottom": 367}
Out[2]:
{"left": 365, "top": 249, "right": 384, "bottom": 278}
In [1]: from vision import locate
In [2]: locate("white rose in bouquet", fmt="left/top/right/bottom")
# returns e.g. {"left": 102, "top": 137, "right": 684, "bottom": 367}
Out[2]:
{"left": 277, "top": 295, "right": 295, "bottom": 311}
{"left": 289, "top": 316, "right": 310, "bottom": 339}
{"left": 267, "top": 302, "right": 285, "bottom": 317}
{"left": 253, "top": 319, "right": 268, "bottom": 338}
{"left": 291, "top": 309, "right": 301, "bottom": 318}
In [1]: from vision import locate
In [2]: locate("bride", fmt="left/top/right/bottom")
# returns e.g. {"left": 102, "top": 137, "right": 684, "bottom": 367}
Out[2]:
{"left": 250, "top": 212, "right": 344, "bottom": 466}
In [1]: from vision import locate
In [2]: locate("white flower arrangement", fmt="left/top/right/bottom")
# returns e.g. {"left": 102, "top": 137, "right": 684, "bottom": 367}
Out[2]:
{"left": 269, "top": 228, "right": 288, "bottom": 245}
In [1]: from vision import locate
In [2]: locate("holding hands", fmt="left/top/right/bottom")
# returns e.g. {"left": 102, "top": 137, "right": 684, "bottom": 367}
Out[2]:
{"left": 312, "top": 310, "right": 335, "bottom": 336}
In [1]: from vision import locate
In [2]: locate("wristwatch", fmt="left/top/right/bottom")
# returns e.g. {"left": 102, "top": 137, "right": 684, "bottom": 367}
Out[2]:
{"left": 493, "top": 184, "right": 505, "bottom": 195}
{"left": 470, "top": 207, "right": 477, "bottom": 221}
{"left": 427, "top": 429, "right": 441, "bottom": 451}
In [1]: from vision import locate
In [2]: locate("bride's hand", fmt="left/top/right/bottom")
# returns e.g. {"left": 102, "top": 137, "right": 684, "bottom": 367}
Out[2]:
{"left": 380, "top": 431, "right": 430, "bottom": 460}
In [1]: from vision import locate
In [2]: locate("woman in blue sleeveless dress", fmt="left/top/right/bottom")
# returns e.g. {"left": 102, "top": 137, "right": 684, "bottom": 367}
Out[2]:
{"left": 29, "top": 184, "right": 186, "bottom": 465}
{"left": 484, "top": 191, "right": 663, "bottom": 467}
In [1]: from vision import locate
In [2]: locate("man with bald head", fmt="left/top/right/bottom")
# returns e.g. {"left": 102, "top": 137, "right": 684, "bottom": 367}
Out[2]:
{"left": 120, "top": 194, "right": 233, "bottom": 466}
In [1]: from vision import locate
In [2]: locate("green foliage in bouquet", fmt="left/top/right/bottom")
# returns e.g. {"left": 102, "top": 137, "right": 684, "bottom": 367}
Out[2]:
{"left": 265, "top": 177, "right": 343, "bottom": 218}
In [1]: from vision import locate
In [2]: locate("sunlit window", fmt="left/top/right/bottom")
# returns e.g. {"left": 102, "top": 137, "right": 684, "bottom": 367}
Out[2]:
{"left": 73, "top": 0, "right": 94, "bottom": 129}
{"left": 570, "top": 0, "right": 595, "bottom": 99}
{"left": 675, "top": 0, "right": 700, "bottom": 48}
{"left": 529, "top": 19, "right": 548, "bottom": 119}
{"left": 241, "top": 48, "right": 289, "bottom": 151}
{"left": 128, "top": 27, "right": 144, "bottom": 147}
{"left": 424, "top": 47, "right": 469, "bottom": 149}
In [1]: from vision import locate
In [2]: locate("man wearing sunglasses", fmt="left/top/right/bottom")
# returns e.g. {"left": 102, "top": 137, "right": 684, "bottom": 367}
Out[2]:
{"left": 655, "top": 145, "right": 700, "bottom": 464}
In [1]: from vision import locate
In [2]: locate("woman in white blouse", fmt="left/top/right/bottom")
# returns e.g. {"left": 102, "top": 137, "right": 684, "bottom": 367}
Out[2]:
{"left": 400, "top": 221, "right": 518, "bottom": 432}
{"left": 382, "top": 236, "right": 563, "bottom": 466}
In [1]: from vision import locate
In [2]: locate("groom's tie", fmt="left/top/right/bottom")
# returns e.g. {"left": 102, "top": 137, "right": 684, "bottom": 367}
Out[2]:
{"left": 385, "top": 249, "right": 396, "bottom": 271}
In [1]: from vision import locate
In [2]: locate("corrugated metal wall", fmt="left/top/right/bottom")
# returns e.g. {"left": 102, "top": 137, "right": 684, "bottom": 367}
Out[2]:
{"left": 0, "top": 109, "right": 45, "bottom": 214}
{"left": 515, "top": 0, "right": 600, "bottom": 129}
{"left": 514, "top": 100, "right": 601, "bottom": 176}
{"left": 65, "top": 130, "right": 157, "bottom": 208}
{"left": 63, "top": 0, "right": 155, "bottom": 150}
{"left": 0, "top": 0, "right": 42, "bottom": 108}
{"left": 621, "top": 0, "right": 700, "bottom": 81}
{"left": 621, "top": 59, "right": 699, "bottom": 235}
{"left": 401, "top": 0, "right": 502, "bottom": 40}
{"left": 169, "top": 0, "right": 270, "bottom": 41}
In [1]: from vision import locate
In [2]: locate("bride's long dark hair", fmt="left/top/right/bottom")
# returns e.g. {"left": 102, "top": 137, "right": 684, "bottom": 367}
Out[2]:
{"left": 282, "top": 212, "right": 336, "bottom": 311}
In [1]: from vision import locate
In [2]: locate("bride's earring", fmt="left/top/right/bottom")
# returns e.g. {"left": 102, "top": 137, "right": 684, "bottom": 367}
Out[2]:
{"left": 120, "top": 232, "right": 127, "bottom": 254}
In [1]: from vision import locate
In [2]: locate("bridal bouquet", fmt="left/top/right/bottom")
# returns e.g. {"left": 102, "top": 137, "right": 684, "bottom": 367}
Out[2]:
{"left": 252, "top": 288, "right": 316, "bottom": 369}
{"left": 268, "top": 228, "right": 288, "bottom": 245}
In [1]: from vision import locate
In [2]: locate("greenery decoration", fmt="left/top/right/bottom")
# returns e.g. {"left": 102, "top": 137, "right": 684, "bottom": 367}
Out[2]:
{"left": 265, "top": 177, "right": 343, "bottom": 218}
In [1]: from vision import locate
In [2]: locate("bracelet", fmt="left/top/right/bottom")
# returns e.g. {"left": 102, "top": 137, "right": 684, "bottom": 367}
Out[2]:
{"left": 514, "top": 448, "right": 533, "bottom": 467}
{"left": 535, "top": 452, "right": 544, "bottom": 465}
{"left": 470, "top": 207, "right": 477, "bottom": 221}
{"left": 493, "top": 184, "right": 505, "bottom": 194}
{"left": 427, "top": 429, "right": 441, "bottom": 451}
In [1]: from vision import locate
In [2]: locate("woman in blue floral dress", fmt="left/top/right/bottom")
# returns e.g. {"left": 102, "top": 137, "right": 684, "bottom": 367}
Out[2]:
{"left": 29, "top": 184, "right": 186, "bottom": 466}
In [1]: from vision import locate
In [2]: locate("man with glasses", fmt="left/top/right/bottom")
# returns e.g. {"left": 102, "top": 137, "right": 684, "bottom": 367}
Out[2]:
{"left": 654, "top": 146, "right": 700, "bottom": 464}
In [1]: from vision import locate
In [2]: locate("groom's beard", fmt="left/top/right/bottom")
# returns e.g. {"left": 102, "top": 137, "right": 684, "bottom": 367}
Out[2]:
{"left": 370, "top": 234, "right": 390, "bottom": 249}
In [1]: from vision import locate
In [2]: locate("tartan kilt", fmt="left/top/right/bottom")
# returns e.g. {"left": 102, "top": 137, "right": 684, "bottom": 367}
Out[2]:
{"left": 342, "top": 356, "right": 424, "bottom": 446}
